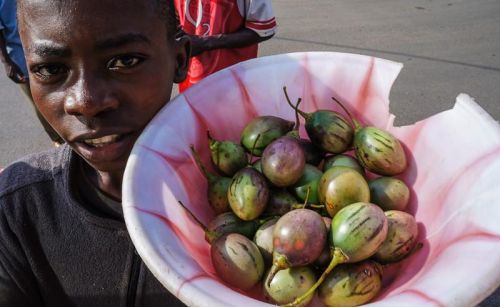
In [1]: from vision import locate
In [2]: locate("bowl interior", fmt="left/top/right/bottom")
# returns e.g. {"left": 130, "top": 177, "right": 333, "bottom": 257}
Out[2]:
{"left": 123, "top": 52, "right": 500, "bottom": 307}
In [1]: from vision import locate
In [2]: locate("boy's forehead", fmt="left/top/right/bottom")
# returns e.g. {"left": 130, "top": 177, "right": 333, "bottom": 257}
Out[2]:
{"left": 18, "top": 0, "right": 169, "bottom": 52}
{"left": 19, "top": 0, "right": 158, "bottom": 19}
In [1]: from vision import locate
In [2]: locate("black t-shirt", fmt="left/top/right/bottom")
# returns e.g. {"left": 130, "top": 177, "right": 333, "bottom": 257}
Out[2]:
{"left": 0, "top": 146, "right": 186, "bottom": 307}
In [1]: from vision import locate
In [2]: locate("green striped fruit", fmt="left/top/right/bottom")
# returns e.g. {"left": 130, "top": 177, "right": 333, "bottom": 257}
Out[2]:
{"left": 264, "top": 266, "right": 317, "bottom": 307}
{"left": 228, "top": 167, "right": 269, "bottom": 221}
{"left": 318, "top": 260, "right": 383, "bottom": 307}
{"left": 354, "top": 127, "right": 407, "bottom": 176}
{"left": 369, "top": 177, "right": 410, "bottom": 211}
{"left": 374, "top": 210, "right": 418, "bottom": 263}
{"left": 211, "top": 233, "right": 264, "bottom": 290}
{"left": 331, "top": 202, "right": 388, "bottom": 263}
{"left": 208, "top": 131, "right": 248, "bottom": 176}
{"left": 190, "top": 145, "right": 231, "bottom": 214}
{"left": 319, "top": 166, "right": 370, "bottom": 218}
{"left": 305, "top": 110, "right": 354, "bottom": 154}
{"left": 240, "top": 116, "right": 294, "bottom": 156}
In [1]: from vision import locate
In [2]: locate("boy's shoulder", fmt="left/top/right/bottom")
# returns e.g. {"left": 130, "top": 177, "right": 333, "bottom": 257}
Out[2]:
{"left": 0, "top": 145, "right": 72, "bottom": 198}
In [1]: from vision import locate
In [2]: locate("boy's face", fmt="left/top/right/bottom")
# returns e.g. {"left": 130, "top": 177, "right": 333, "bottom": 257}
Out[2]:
{"left": 18, "top": 0, "right": 188, "bottom": 175}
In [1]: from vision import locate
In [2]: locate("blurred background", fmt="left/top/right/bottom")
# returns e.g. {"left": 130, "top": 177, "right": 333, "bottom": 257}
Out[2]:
{"left": 0, "top": 0, "right": 498, "bottom": 304}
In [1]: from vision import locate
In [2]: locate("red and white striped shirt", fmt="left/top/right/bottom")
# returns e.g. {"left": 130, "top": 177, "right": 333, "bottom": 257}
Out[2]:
{"left": 175, "top": 0, "right": 277, "bottom": 91}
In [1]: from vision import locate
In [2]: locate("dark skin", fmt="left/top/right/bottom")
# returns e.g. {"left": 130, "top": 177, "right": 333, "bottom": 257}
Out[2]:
{"left": 17, "top": 0, "right": 190, "bottom": 200}
{"left": 0, "top": 34, "right": 27, "bottom": 83}
{"left": 188, "top": 28, "right": 273, "bottom": 57}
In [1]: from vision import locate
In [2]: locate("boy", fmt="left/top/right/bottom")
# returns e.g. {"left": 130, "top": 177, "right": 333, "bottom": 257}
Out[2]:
{"left": 0, "top": 0, "right": 190, "bottom": 306}
{"left": 175, "top": 0, "right": 276, "bottom": 91}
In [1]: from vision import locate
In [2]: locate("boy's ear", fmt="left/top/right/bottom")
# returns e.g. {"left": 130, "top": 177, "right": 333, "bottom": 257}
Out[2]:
{"left": 173, "top": 35, "right": 191, "bottom": 83}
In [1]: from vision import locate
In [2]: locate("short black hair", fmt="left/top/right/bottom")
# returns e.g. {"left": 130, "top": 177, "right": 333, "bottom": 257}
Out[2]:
{"left": 17, "top": 0, "right": 181, "bottom": 39}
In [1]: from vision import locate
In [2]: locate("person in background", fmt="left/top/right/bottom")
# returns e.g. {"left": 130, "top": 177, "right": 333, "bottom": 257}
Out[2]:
{"left": 0, "top": 0, "right": 190, "bottom": 305}
{"left": 175, "top": 0, "right": 277, "bottom": 91}
{"left": 0, "top": 0, "right": 63, "bottom": 144}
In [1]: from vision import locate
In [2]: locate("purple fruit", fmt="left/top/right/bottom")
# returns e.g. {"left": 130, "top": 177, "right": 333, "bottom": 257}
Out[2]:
{"left": 266, "top": 208, "right": 327, "bottom": 286}
{"left": 262, "top": 189, "right": 298, "bottom": 217}
{"left": 211, "top": 233, "right": 264, "bottom": 290}
{"left": 298, "top": 138, "right": 325, "bottom": 166}
{"left": 261, "top": 136, "right": 306, "bottom": 187}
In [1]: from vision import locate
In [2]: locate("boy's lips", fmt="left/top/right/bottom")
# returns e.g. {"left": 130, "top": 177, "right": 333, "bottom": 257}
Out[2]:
{"left": 72, "top": 131, "right": 139, "bottom": 164}
{"left": 83, "top": 134, "right": 121, "bottom": 147}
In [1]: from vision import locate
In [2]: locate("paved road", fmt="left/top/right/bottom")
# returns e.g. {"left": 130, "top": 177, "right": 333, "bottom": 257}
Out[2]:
{"left": 0, "top": 0, "right": 498, "bottom": 304}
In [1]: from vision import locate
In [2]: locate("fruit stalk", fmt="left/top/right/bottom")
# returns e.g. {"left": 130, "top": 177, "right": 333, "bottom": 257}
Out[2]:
{"left": 281, "top": 247, "right": 348, "bottom": 307}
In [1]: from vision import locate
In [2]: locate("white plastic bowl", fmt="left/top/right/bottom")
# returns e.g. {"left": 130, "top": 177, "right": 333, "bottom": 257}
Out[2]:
{"left": 123, "top": 52, "right": 500, "bottom": 307}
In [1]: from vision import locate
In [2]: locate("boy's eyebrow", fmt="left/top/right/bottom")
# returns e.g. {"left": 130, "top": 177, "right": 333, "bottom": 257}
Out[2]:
{"left": 30, "top": 42, "right": 71, "bottom": 57}
{"left": 27, "top": 33, "right": 151, "bottom": 57}
{"left": 95, "top": 33, "right": 151, "bottom": 50}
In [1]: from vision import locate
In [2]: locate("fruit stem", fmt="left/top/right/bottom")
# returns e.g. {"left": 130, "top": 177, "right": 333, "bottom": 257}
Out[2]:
{"left": 331, "top": 96, "right": 362, "bottom": 131}
{"left": 266, "top": 254, "right": 289, "bottom": 287}
{"left": 292, "top": 203, "right": 324, "bottom": 210}
{"left": 283, "top": 86, "right": 308, "bottom": 120}
{"left": 177, "top": 201, "right": 207, "bottom": 231}
{"left": 206, "top": 130, "right": 221, "bottom": 168}
{"left": 302, "top": 186, "right": 311, "bottom": 208}
{"left": 281, "top": 247, "right": 348, "bottom": 307}
{"left": 190, "top": 144, "right": 216, "bottom": 182}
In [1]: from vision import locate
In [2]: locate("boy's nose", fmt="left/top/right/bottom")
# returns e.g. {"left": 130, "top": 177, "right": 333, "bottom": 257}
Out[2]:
{"left": 64, "top": 75, "right": 119, "bottom": 119}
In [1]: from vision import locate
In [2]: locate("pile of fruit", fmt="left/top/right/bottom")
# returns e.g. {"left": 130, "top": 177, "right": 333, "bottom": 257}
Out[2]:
{"left": 184, "top": 88, "right": 419, "bottom": 307}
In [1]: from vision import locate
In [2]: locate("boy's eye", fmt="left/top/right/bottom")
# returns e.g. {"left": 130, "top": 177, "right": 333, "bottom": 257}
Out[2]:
{"left": 107, "top": 55, "right": 143, "bottom": 70}
{"left": 33, "top": 64, "right": 67, "bottom": 79}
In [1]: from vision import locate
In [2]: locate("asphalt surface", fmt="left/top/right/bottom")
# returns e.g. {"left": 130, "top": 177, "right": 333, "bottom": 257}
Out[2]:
{"left": 0, "top": 0, "right": 498, "bottom": 305}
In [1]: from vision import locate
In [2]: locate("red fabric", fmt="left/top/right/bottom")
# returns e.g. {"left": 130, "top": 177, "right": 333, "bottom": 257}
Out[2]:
{"left": 175, "top": 0, "right": 272, "bottom": 92}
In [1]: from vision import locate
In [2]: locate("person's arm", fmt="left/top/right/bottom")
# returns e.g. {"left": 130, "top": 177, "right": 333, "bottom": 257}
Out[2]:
{"left": 0, "top": 33, "right": 26, "bottom": 84}
{"left": 187, "top": 28, "right": 273, "bottom": 57}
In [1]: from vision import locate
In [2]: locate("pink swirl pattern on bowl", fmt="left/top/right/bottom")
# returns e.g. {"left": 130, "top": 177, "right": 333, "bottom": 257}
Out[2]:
{"left": 122, "top": 52, "right": 500, "bottom": 307}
